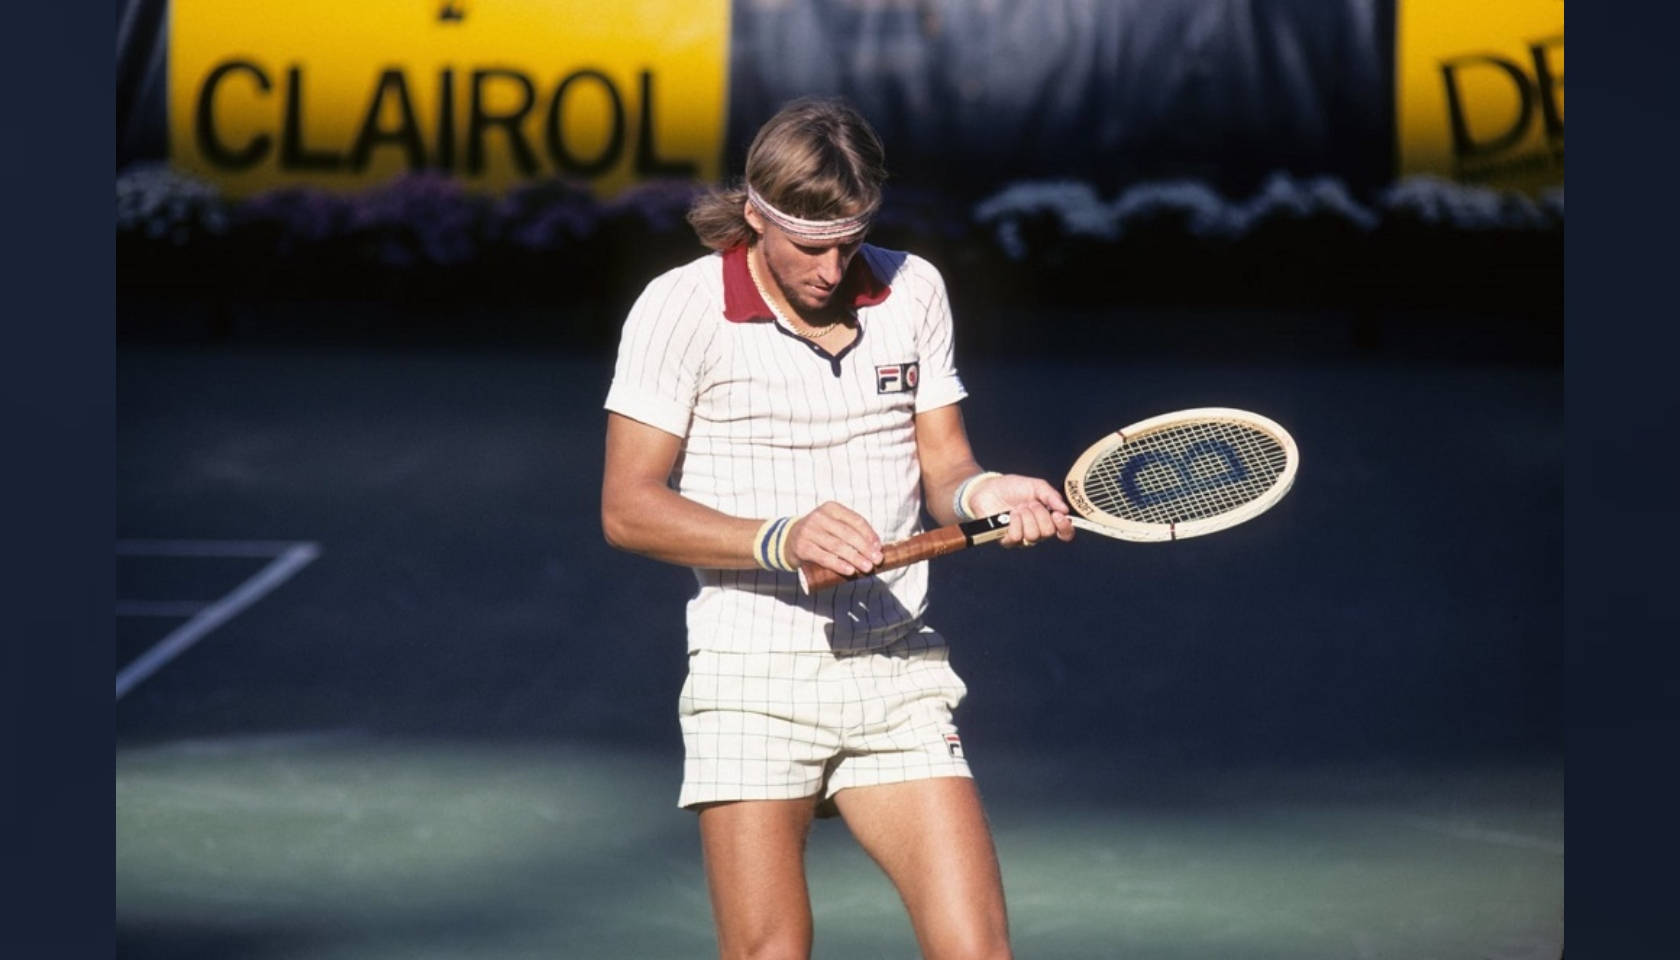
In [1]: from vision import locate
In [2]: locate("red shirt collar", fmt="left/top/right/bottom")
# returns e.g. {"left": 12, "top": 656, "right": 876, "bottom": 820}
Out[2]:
{"left": 720, "top": 243, "right": 892, "bottom": 323}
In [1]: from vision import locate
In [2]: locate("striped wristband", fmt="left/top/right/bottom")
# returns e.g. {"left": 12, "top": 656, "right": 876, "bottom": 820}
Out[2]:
{"left": 753, "top": 516, "right": 798, "bottom": 573}
{"left": 953, "top": 471, "right": 1002, "bottom": 522}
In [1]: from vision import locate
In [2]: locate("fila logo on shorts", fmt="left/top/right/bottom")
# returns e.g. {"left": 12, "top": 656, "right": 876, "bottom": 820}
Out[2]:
{"left": 944, "top": 733, "right": 964, "bottom": 758}
{"left": 877, "top": 362, "right": 919, "bottom": 394}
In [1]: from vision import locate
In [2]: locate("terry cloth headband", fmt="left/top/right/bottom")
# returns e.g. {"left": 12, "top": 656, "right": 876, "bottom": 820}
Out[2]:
{"left": 746, "top": 185, "right": 875, "bottom": 243}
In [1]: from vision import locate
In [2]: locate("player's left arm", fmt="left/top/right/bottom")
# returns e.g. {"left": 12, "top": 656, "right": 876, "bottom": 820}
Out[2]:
{"left": 914, "top": 403, "right": 1074, "bottom": 547}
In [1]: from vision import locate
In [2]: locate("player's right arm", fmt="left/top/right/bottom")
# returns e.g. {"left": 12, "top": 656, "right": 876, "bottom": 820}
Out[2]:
{"left": 601, "top": 412, "right": 884, "bottom": 576}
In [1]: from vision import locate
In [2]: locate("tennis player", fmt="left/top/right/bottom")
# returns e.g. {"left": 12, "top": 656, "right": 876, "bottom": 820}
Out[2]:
{"left": 601, "top": 97, "right": 1073, "bottom": 960}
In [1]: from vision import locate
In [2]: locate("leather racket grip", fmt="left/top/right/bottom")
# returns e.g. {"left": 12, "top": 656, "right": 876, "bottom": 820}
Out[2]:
{"left": 800, "top": 520, "right": 998, "bottom": 594}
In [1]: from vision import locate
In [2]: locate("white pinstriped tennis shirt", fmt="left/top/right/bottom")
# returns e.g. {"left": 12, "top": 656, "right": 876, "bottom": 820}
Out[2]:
{"left": 604, "top": 243, "right": 967, "bottom": 654}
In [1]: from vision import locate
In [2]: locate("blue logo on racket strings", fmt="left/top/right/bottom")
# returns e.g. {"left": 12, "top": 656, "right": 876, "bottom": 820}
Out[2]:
{"left": 1120, "top": 440, "right": 1248, "bottom": 508}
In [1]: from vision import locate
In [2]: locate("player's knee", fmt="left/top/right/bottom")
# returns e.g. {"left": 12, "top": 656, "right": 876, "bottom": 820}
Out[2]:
{"left": 932, "top": 943, "right": 1011, "bottom": 960}
{"left": 718, "top": 936, "right": 810, "bottom": 960}
{"left": 925, "top": 922, "right": 1012, "bottom": 960}
{"left": 717, "top": 922, "right": 812, "bottom": 960}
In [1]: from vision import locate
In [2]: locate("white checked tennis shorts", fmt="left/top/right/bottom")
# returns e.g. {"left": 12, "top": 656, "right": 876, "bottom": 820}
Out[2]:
{"left": 677, "top": 628, "right": 972, "bottom": 811}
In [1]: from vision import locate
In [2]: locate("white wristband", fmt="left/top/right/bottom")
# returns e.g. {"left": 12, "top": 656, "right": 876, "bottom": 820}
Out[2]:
{"left": 953, "top": 471, "right": 1002, "bottom": 522}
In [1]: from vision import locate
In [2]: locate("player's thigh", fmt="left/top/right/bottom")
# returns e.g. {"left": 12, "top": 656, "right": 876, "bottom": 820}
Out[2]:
{"left": 697, "top": 797, "right": 821, "bottom": 960}
{"left": 831, "top": 777, "right": 1011, "bottom": 960}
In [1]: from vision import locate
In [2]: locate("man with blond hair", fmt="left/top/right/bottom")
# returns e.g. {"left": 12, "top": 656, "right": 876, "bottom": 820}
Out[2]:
{"left": 601, "top": 96, "right": 1072, "bottom": 960}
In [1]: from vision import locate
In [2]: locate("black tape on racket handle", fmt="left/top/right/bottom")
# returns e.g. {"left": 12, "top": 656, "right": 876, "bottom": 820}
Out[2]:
{"left": 960, "top": 512, "right": 1012, "bottom": 544}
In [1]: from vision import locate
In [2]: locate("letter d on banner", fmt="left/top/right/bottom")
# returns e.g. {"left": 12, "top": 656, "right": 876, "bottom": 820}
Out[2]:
{"left": 1396, "top": 0, "right": 1563, "bottom": 195}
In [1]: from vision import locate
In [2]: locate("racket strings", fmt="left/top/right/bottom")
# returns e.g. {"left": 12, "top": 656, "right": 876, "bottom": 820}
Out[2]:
{"left": 1082, "top": 421, "right": 1288, "bottom": 524}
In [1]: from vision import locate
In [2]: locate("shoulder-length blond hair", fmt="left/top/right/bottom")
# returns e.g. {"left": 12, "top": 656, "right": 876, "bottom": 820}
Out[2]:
{"left": 687, "top": 97, "right": 888, "bottom": 251}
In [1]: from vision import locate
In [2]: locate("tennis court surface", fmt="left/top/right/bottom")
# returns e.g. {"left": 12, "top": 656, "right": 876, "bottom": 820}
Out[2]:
{"left": 118, "top": 332, "right": 1561, "bottom": 959}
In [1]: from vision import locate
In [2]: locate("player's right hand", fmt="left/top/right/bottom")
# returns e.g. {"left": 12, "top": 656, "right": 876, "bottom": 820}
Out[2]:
{"left": 785, "top": 502, "right": 884, "bottom": 577}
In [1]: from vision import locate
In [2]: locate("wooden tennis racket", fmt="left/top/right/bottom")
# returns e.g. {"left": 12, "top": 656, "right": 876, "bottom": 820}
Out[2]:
{"left": 799, "top": 407, "right": 1299, "bottom": 594}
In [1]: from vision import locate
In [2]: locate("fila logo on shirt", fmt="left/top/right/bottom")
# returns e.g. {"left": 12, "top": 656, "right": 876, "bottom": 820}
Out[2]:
{"left": 876, "top": 362, "right": 919, "bottom": 394}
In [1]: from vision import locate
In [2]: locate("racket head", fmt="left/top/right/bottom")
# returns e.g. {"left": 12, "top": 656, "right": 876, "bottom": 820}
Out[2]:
{"left": 1063, "top": 407, "right": 1298, "bottom": 542}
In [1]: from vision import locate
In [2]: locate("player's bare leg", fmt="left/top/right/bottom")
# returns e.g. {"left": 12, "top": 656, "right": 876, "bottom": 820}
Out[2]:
{"left": 832, "top": 777, "right": 1012, "bottom": 960}
{"left": 697, "top": 797, "right": 821, "bottom": 960}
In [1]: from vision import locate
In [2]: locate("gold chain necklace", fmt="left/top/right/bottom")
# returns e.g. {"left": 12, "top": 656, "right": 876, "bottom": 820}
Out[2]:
{"left": 748, "top": 248, "right": 849, "bottom": 342}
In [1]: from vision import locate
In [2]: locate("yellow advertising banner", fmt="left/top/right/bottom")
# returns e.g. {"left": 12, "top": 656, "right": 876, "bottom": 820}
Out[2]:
{"left": 1397, "top": 0, "right": 1564, "bottom": 193}
{"left": 168, "top": 0, "right": 731, "bottom": 197}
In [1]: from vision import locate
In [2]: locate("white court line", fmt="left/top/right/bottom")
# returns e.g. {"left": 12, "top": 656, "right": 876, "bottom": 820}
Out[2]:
{"left": 115, "top": 541, "right": 321, "bottom": 701}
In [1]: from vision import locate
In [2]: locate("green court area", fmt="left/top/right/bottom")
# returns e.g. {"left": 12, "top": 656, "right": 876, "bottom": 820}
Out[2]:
{"left": 117, "top": 342, "right": 1562, "bottom": 958}
{"left": 118, "top": 734, "right": 1561, "bottom": 959}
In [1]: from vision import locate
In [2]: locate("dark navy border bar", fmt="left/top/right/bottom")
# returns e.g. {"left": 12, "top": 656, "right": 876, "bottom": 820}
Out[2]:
{"left": 0, "top": 6, "right": 115, "bottom": 955}
{"left": 1567, "top": 2, "right": 1679, "bottom": 957}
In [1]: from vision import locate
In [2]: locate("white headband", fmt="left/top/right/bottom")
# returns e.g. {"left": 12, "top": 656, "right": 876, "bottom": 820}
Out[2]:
{"left": 746, "top": 185, "right": 875, "bottom": 243}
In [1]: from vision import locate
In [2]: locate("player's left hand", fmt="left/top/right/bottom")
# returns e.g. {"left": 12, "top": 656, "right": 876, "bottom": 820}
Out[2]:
{"left": 968, "top": 474, "right": 1076, "bottom": 548}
